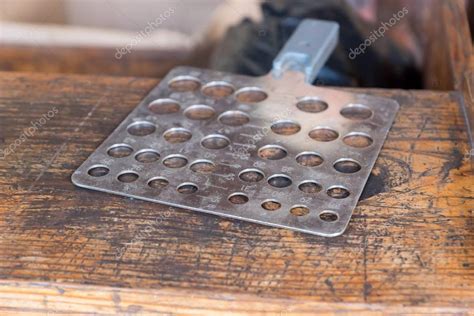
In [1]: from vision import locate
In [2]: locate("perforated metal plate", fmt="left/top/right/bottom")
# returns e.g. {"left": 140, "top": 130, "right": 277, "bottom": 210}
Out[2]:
{"left": 72, "top": 66, "right": 399, "bottom": 236}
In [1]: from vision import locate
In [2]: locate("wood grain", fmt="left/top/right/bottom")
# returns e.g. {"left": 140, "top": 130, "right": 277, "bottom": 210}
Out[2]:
{"left": 410, "top": 0, "right": 472, "bottom": 90}
{"left": 0, "top": 72, "right": 472, "bottom": 314}
{"left": 0, "top": 281, "right": 471, "bottom": 315}
{"left": 460, "top": 49, "right": 474, "bottom": 158}
{"left": 0, "top": 45, "right": 189, "bottom": 78}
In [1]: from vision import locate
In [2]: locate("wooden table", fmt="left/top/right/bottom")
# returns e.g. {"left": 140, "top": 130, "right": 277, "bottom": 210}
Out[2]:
{"left": 0, "top": 71, "right": 472, "bottom": 314}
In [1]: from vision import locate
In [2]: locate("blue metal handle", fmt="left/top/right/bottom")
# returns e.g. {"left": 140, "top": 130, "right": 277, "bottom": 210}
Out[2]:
{"left": 272, "top": 19, "right": 339, "bottom": 84}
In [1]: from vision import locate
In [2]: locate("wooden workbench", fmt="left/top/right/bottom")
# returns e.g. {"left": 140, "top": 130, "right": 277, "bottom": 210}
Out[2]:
{"left": 0, "top": 71, "right": 472, "bottom": 314}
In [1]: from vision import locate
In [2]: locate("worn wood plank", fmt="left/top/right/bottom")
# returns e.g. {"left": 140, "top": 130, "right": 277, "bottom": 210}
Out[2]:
{"left": 0, "top": 72, "right": 472, "bottom": 314}
{"left": 0, "top": 45, "right": 189, "bottom": 78}
{"left": 0, "top": 280, "right": 471, "bottom": 315}
{"left": 394, "top": 0, "right": 472, "bottom": 90}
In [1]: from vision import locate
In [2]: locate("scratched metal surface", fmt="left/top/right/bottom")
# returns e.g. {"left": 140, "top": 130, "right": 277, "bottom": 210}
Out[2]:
{"left": 72, "top": 66, "right": 399, "bottom": 236}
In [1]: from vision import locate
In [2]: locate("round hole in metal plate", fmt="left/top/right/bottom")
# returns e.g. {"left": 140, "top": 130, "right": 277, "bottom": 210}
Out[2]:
{"left": 163, "top": 127, "right": 192, "bottom": 144}
{"left": 271, "top": 120, "right": 301, "bottom": 135}
{"left": 235, "top": 87, "right": 268, "bottom": 103}
{"left": 296, "top": 97, "right": 328, "bottom": 113}
{"left": 190, "top": 159, "right": 216, "bottom": 174}
{"left": 261, "top": 199, "right": 281, "bottom": 211}
{"left": 267, "top": 174, "right": 292, "bottom": 188}
{"left": 168, "top": 75, "right": 201, "bottom": 92}
{"left": 177, "top": 182, "right": 198, "bottom": 194}
{"left": 340, "top": 104, "right": 373, "bottom": 120}
{"left": 218, "top": 111, "right": 250, "bottom": 126}
{"left": 319, "top": 210, "right": 339, "bottom": 222}
{"left": 88, "top": 165, "right": 109, "bottom": 177}
{"left": 228, "top": 192, "right": 249, "bottom": 205}
{"left": 107, "top": 144, "right": 133, "bottom": 158}
{"left": 239, "top": 168, "right": 265, "bottom": 183}
{"left": 295, "top": 152, "right": 324, "bottom": 167}
{"left": 298, "top": 181, "right": 322, "bottom": 194}
{"left": 147, "top": 177, "right": 169, "bottom": 189}
{"left": 127, "top": 121, "right": 156, "bottom": 136}
{"left": 184, "top": 104, "right": 216, "bottom": 120}
{"left": 162, "top": 154, "right": 188, "bottom": 168}
{"left": 327, "top": 186, "right": 350, "bottom": 199}
{"left": 333, "top": 158, "right": 361, "bottom": 174}
{"left": 290, "top": 205, "right": 310, "bottom": 216}
{"left": 148, "top": 98, "right": 181, "bottom": 115}
{"left": 135, "top": 149, "right": 160, "bottom": 163}
{"left": 258, "top": 145, "right": 287, "bottom": 160}
{"left": 202, "top": 81, "right": 235, "bottom": 99}
{"left": 201, "top": 134, "right": 230, "bottom": 150}
{"left": 117, "top": 171, "right": 139, "bottom": 183}
{"left": 309, "top": 127, "right": 339, "bottom": 142}
{"left": 342, "top": 132, "right": 373, "bottom": 148}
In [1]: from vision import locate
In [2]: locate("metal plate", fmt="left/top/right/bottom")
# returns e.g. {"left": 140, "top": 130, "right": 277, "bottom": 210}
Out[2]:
{"left": 72, "top": 66, "right": 399, "bottom": 236}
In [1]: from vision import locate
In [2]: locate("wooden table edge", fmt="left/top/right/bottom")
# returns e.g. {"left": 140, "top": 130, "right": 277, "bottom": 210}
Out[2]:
{"left": 0, "top": 280, "right": 471, "bottom": 315}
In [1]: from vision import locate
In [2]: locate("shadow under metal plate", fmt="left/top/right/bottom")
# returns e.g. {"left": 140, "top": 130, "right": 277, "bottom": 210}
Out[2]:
{"left": 72, "top": 20, "right": 399, "bottom": 236}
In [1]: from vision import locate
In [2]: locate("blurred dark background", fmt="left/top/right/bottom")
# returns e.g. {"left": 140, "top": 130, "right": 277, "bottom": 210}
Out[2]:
{"left": 0, "top": 0, "right": 472, "bottom": 90}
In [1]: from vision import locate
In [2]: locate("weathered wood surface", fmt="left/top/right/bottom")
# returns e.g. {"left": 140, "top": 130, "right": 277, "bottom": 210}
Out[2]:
{"left": 0, "top": 72, "right": 472, "bottom": 314}
{"left": 460, "top": 51, "right": 474, "bottom": 156}
{"left": 0, "top": 45, "right": 188, "bottom": 78}
{"left": 412, "top": 0, "right": 472, "bottom": 90}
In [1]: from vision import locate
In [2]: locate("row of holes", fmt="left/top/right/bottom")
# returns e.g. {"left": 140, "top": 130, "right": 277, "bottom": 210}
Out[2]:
{"left": 126, "top": 121, "right": 374, "bottom": 148}
{"left": 86, "top": 166, "right": 341, "bottom": 221}
{"left": 149, "top": 103, "right": 252, "bottom": 126}
{"left": 228, "top": 193, "right": 339, "bottom": 221}
{"left": 238, "top": 170, "right": 350, "bottom": 199}
{"left": 167, "top": 75, "right": 373, "bottom": 122}
{"left": 87, "top": 165, "right": 351, "bottom": 199}
{"left": 148, "top": 99, "right": 373, "bottom": 127}
{"left": 270, "top": 121, "right": 372, "bottom": 146}
{"left": 148, "top": 98, "right": 373, "bottom": 124}
{"left": 169, "top": 76, "right": 269, "bottom": 102}
{"left": 107, "top": 144, "right": 361, "bottom": 174}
